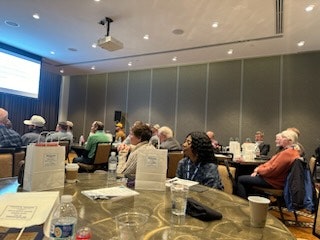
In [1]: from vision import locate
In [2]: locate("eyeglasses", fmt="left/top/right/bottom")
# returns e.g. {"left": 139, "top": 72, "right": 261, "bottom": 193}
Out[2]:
{"left": 184, "top": 139, "right": 192, "bottom": 145}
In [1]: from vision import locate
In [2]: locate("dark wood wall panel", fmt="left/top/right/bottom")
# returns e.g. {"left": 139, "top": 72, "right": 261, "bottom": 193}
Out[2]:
{"left": 176, "top": 64, "right": 207, "bottom": 141}
{"left": 208, "top": 60, "right": 242, "bottom": 146}
{"left": 151, "top": 67, "right": 177, "bottom": 129}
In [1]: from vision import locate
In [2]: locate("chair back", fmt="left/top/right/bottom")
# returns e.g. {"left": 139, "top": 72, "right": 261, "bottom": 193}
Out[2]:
{"left": 58, "top": 140, "right": 70, "bottom": 161}
{"left": 217, "top": 162, "right": 236, "bottom": 194}
{"left": 93, "top": 143, "right": 112, "bottom": 165}
{"left": 13, "top": 150, "right": 26, "bottom": 176}
{"left": 167, "top": 151, "right": 184, "bottom": 178}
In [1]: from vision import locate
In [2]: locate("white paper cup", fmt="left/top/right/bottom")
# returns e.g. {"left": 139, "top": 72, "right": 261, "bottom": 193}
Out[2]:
{"left": 65, "top": 163, "right": 79, "bottom": 183}
{"left": 248, "top": 196, "right": 270, "bottom": 227}
{"left": 170, "top": 183, "right": 189, "bottom": 216}
{"left": 115, "top": 212, "right": 149, "bottom": 240}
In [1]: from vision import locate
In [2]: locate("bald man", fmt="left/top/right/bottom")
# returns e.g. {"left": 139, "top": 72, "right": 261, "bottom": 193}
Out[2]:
{"left": 0, "top": 108, "right": 22, "bottom": 148}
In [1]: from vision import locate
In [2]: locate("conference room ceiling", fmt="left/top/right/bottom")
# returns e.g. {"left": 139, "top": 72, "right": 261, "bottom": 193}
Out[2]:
{"left": 1, "top": 0, "right": 319, "bottom": 76}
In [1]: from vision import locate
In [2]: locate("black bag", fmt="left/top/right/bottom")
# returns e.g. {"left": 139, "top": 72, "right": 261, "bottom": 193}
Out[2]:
{"left": 186, "top": 197, "right": 222, "bottom": 221}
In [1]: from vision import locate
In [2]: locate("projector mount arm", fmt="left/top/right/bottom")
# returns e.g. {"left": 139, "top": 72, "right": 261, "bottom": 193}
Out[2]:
{"left": 99, "top": 17, "right": 113, "bottom": 37}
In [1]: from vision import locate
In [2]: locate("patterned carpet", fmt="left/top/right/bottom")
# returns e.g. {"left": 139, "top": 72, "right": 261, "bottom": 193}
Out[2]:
{"left": 268, "top": 206, "right": 318, "bottom": 240}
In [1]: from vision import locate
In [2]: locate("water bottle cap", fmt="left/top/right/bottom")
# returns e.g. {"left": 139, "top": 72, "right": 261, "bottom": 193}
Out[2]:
{"left": 61, "top": 195, "right": 73, "bottom": 203}
{"left": 111, "top": 152, "right": 116, "bottom": 156}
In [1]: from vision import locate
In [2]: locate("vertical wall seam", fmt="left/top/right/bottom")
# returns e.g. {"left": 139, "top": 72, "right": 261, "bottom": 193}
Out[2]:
{"left": 174, "top": 66, "right": 179, "bottom": 135}
{"left": 149, "top": 69, "right": 153, "bottom": 124}
{"left": 83, "top": 75, "right": 89, "bottom": 134}
{"left": 204, "top": 63, "right": 209, "bottom": 131}
{"left": 125, "top": 71, "right": 130, "bottom": 129}
{"left": 239, "top": 59, "right": 244, "bottom": 141}
{"left": 279, "top": 55, "right": 283, "bottom": 131}
{"left": 104, "top": 73, "right": 108, "bottom": 125}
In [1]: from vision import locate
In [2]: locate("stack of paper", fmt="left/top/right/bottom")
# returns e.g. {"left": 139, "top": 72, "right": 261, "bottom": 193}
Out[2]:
{"left": 165, "top": 177, "right": 199, "bottom": 187}
{"left": 81, "top": 186, "right": 139, "bottom": 200}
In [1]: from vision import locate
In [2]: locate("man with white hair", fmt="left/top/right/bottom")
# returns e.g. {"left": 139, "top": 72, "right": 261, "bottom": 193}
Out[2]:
{"left": 0, "top": 108, "right": 22, "bottom": 148}
{"left": 21, "top": 115, "right": 46, "bottom": 145}
{"left": 158, "top": 126, "right": 181, "bottom": 151}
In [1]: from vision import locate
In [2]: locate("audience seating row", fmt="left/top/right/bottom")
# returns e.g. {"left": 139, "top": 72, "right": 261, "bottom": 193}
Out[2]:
{"left": 0, "top": 147, "right": 26, "bottom": 178}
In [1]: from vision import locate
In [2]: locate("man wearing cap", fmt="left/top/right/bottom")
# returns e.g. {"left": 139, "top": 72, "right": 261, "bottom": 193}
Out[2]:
{"left": 115, "top": 122, "right": 126, "bottom": 142}
{"left": 47, "top": 121, "right": 73, "bottom": 143}
{"left": 0, "top": 108, "right": 22, "bottom": 148}
{"left": 21, "top": 115, "right": 46, "bottom": 145}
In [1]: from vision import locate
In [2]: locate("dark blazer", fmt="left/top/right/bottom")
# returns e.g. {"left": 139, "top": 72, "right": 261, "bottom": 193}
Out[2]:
{"left": 259, "top": 143, "right": 270, "bottom": 156}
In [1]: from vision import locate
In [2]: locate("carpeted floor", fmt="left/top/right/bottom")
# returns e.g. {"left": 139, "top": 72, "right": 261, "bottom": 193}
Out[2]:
{"left": 268, "top": 206, "right": 318, "bottom": 240}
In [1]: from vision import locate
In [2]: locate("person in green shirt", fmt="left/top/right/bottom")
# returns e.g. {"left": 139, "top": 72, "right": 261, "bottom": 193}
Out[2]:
{"left": 73, "top": 121, "right": 111, "bottom": 164}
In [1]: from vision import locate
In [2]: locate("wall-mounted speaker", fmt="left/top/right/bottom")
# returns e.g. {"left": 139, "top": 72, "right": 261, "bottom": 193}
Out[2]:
{"left": 114, "top": 111, "right": 122, "bottom": 122}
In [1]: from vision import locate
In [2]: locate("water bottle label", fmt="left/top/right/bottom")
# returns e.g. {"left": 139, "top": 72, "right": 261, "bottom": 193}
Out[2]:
{"left": 109, "top": 163, "right": 117, "bottom": 171}
{"left": 51, "top": 223, "right": 75, "bottom": 239}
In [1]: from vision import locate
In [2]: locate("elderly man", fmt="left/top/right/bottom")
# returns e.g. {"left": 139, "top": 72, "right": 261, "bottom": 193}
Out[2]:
{"left": 21, "top": 115, "right": 46, "bottom": 145}
{"left": 0, "top": 108, "right": 22, "bottom": 148}
{"left": 158, "top": 126, "right": 181, "bottom": 151}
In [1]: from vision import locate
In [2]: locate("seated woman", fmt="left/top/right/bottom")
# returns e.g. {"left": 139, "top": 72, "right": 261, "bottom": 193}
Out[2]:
{"left": 176, "top": 131, "right": 223, "bottom": 190}
{"left": 237, "top": 129, "right": 300, "bottom": 199}
{"left": 117, "top": 123, "right": 155, "bottom": 176}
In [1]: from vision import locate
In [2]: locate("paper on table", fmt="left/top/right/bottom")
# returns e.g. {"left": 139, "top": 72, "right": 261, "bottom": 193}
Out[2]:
{"left": 81, "top": 186, "right": 139, "bottom": 200}
{"left": 0, "top": 191, "right": 59, "bottom": 228}
{"left": 165, "top": 177, "right": 199, "bottom": 187}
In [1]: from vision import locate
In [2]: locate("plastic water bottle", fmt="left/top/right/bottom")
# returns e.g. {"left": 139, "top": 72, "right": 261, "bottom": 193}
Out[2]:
{"left": 255, "top": 145, "right": 260, "bottom": 157}
{"left": 108, "top": 152, "right": 117, "bottom": 181}
{"left": 79, "top": 135, "right": 85, "bottom": 146}
{"left": 50, "top": 195, "right": 77, "bottom": 239}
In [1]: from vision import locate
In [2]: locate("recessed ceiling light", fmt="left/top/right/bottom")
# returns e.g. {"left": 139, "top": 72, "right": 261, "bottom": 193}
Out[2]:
{"left": 305, "top": 5, "right": 315, "bottom": 12}
{"left": 172, "top": 29, "right": 184, "bottom": 35}
{"left": 50, "top": 51, "right": 55, "bottom": 55}
{"left": 4, "top": 20, "right": 19, "bottom": 27}
{"left": 297, "top": 41, "right": 305, "bottom": 47}
{"left": 60, "top": 69, "right": 64, "bottom": 74}
{"left": 92, "top": 43, "right": 97, "bottom": 48}
{"left": 143, "top": 34, "right": 149, "bottom": 40}
{"left": 94, "top": 0, "right": 100, "bottom": 2}
{"left": 32, "top": 13, "right": 40, "bottom": 19}
{"left": 91, "top": 66, "right": 95, "bottom": 70}
{"left": 227, "top": 49, "right": 233, "bottom": 55}
{"left": 128, "top": 62, "right": 132, "bottom": 66}
{"left": 212, "top": 22, "right": 219, "bottom": 28}
{"left": 172, "top": 56, "right": 177, "bottom": 61}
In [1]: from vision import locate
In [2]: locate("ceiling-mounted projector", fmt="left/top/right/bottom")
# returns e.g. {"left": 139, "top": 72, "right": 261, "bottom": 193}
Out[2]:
{"left": 98, "top": 36, "right": 123, "bottom": 51}
{"left": 98, "top": 17, "right": 123, "bottom": 51}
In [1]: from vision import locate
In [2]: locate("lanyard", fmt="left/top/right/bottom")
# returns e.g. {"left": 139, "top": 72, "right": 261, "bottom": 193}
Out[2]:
{"left": 187, "top": 159, "right": 201, "bottom": 181}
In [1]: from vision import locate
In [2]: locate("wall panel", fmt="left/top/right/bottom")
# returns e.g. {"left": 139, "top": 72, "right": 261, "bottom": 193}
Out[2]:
{"left": 176, "top": 64, "right": 207, "bottom": 141}
{"left": 242, "top": 56, "right": 281, "bottom": 153}
{"left": 127, "top": 70, "right": 151, "bottom": 127}
{"left": 282, "top": 52, "right": 320, "bottom": 156}
{"left": 68, "top": 75, "right": 87, "bottom": 140}
{"left": 86, "top": 74, "right": 107, "bottom": 135}
{"left": 106, "top": 72, "right": 128, "bottom": 132}
{"left": 208, "top": 60, "right": 242, "bottom": 146}
{"left": 151, "top": 67, "right": 177, "bottom": 129}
